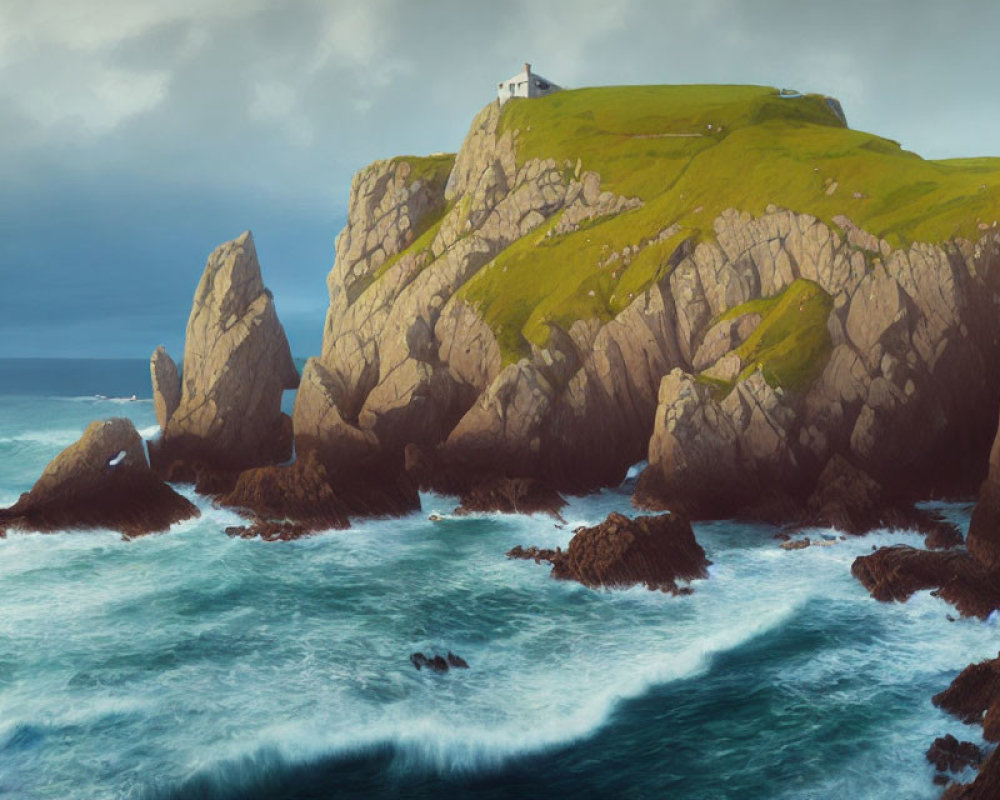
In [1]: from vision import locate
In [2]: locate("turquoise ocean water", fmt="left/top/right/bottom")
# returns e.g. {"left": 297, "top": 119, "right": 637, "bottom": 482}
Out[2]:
{"left": 0, "top": 360, "right": 995, "bottom": 799}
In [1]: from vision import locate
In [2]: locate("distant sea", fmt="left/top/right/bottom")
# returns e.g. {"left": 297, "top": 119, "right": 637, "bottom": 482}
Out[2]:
{"left": 0, "top": 359, "right": 992, "bottom": 799}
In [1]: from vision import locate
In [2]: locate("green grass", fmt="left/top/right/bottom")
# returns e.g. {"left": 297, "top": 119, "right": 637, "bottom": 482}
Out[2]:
{"left": 370, "top": 85, "right": 1000, "bottom": 364}
{"left": 726, "top": 279, "right": 833, "bottom": 393}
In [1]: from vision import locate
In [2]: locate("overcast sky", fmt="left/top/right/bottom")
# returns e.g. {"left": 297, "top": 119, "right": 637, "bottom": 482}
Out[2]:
{"left": 0, "top": 0, "right": 998, "bottom": 359}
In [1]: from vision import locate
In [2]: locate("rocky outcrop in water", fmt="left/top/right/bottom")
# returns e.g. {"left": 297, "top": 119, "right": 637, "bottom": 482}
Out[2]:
{"left": 509, "top": 511, "right": 709, "bottom": 593}
{"left": 410, "top": 652, "right": 469, "bottom": 672}
{"left": 0, "top": 418, "right": 198, "bottom": 537}
{"left": 852, "top": 399, "right": 1000, "bottom": 618}
{"left": 929, "top": 654, "right": 1000, "bottom": 798}
{"left": 453, "top": 476, "right": 566, "bottom": 518}
{"left": 148, "top": 231, "right": 300, "bottom": 482}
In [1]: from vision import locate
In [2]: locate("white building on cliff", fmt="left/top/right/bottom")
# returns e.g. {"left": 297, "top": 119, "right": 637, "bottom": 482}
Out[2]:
{"left": 498, "top": 63, "right": 561, "bottom": 104}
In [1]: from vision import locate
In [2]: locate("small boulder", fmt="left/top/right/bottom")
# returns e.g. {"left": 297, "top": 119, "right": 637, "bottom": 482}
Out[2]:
{"left": 0, "top": 418, "right": 198, "bottom": 537}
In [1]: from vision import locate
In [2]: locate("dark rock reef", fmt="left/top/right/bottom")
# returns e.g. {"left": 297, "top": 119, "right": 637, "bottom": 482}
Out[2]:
{"left": 0, "top": 418, "right": 198, "bottom": 537}
{"left": 931, "top": 654, "right": 1000, "bottom": 797}
{"left": 410, "top": 652, "right": 469, "bottom": 672}
{"left": 509, "top": 511, "right": 709, "bottom": 593}
{"left": 852, "top": 400, "right": 1000, "bottom": 620}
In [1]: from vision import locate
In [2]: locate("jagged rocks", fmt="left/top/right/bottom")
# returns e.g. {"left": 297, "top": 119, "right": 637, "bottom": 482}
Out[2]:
{"left": 966, "top": 406, "right": 1000, "bottom": 571}
{"left": 509, "top": 512, "right": 710, "bottom": 593}
{"left": 934, "top": 655, "right": 1000, "bottom": 742}
{"left": 636, "top": 368, "right": 800, "bottom": 518}
{"left": 410, "top": 652, "right": 469, "bottom": 672}
{"left": 850, "top": 547, "right": 1000, "bottom": 619}
{"left": 216, "top": 451, "right": 418, "bottom": 531}
{"left": 150, "top": 346, "right": 181, "bottom": 431}
{"left": 931, "top": 655, "right": 1000, "bottom": 798}
{"left": 148, "top": 231, "right": 300, "bottom": 481}
{"left": 453, "top": 476, "right": 566, "bottom": 518}
{"left": 926, "top": 735, "right": 984, "bottom": 774}
{"left": 803, "top": 455, "right": 962, "bottom": 545}
{"left": 0, "top": 418, "right": 198, "bottom": 537}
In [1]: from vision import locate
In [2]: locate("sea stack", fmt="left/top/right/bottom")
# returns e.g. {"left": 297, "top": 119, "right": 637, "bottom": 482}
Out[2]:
{"left": 148, "top": 231, "right": 300, "bottom": 483}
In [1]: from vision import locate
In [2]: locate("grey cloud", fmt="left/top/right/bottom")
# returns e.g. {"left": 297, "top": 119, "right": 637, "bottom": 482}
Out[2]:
{"left": 1, "top": 0, "right": 998, "bottom": 357}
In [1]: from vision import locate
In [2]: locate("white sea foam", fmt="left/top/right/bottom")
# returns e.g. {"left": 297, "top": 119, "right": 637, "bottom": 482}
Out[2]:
{"left": 0, "top": 434, "right": 995, "bottom": 799}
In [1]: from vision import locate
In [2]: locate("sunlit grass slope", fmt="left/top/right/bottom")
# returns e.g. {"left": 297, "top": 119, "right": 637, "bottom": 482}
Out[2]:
{"left": 395, "top": 86, "right": 1000, "bottom": 371}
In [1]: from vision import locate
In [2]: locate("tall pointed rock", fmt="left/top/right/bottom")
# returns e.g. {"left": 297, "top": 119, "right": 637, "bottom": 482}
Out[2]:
{"left": 149, "top": 231, "right": 300, "bottom": 480}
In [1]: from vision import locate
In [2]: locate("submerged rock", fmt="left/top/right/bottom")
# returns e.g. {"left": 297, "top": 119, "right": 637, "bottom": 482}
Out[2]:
{"left": 148, "top": 231, "right": 300, "bottom": 481}
{"left": 0, "top": 418, "right": 198, "bottom": 537}
{"left": 410, "top": 651, "right": 469, "bottom": 672}
{"left": 510, "top": 511, "right": 709, "bottom": 593}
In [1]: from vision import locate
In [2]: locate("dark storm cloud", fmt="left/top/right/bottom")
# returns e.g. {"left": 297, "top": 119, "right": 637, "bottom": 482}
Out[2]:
{"left": 0, "top": 0, "right": 997, "bottom": 357}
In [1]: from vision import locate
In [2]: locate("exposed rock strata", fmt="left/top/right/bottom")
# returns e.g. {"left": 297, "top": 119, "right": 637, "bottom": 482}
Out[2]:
{"left": 293, "top": 99, "right": 1000, "bottom": 519}
{"left": 639, "top": 212, "right": 1000, "bottom": 517}
{"left": 149, "top": 231, "right": 299, "bottom": 480}
{"left": 0, "top": 418, "right": 198, "bottom": 537}
{"left": 509, "top": 512, "right": 709, "bottom": 593}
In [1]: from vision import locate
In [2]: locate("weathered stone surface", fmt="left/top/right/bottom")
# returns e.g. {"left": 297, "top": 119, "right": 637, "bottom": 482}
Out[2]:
{"left": 0, "top": 418, "right": 198, "bottom": 536}
{"left": 636, "top": 368, "right": 800, "bottom": 518}
{"left": 641, "top": 218, "right": 1000, "bottom": 515}
{"left": 150, "top": 345, "right": 181, "bottom": 430}
{"left": 454, "top": 476, "right": 565, "bottom": 518}
{"left": 509, "top": 512, "right": 710, "bottom": 593}
{"left": 935, "top": 655, "right": 1000, "bottom": 742}
{"left": 967, "top": 404, "right": 1000, "bottom": 572}
{"left": 217, "top": 451, "right": 418, "bottom": 530}
{"left": 926, "top": 735, "right": 983, "bottom": 774}
{"left": 149, "top": 232, "right": 300, "bottom": 478}
{"left": 802, "top": 455, "right": 961, "bottom": 545}
{"left": 934, "top": 654, "right": 1000, "bottom": 798}
{"left": 850, "top": 546, "right": 1000, "bottom": 619}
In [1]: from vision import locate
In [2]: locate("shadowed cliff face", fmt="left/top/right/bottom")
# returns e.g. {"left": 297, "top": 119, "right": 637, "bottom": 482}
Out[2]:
{"left": 637, "top": 216, "right": 1000, "bottom": 516}
{"left": 292, "top": 102, "right": 665, "bottom": 489}
{"left": 149, "top": 231, "right": 300, "bottom": 478}
{"left": 291, "top": 94, "right": 1000, "bottom": 507}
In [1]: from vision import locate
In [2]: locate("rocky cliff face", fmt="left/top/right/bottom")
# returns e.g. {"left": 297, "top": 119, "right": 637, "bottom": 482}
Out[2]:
{"left": 149, "top": 231, "right": 300, "bottom": 480}
{"left": 291, "top": 97, "right": 1000, "bottom": 510}
{"left": 292, "top": 103, "right": 662, "bottom": 490}
{"left": 638, "top": 210, "right": 1000, "bottom": 516}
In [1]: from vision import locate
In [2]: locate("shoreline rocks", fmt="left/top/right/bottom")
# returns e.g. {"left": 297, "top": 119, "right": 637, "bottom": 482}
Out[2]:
{"left": 509, "top": 511, "right": 710, "bottom": 593}
{"left": 0, "top": 418, "right": 198, "bottom": 537}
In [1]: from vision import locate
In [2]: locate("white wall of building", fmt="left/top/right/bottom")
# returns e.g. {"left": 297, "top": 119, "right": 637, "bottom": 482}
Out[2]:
{"left": 497, "top": 63, "right": 561, "bottom": 104}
